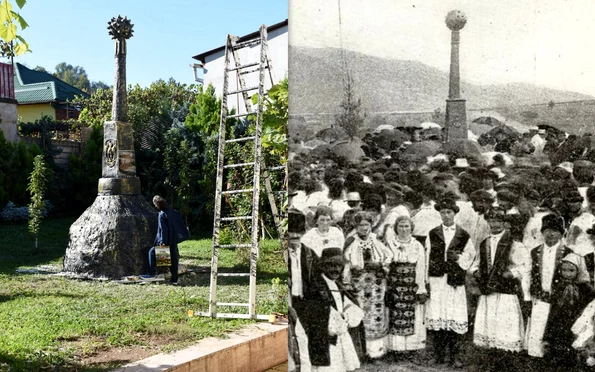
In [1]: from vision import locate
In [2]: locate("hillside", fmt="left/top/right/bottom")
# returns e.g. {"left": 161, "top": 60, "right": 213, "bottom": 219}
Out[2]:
{"left": 289, "top": 46, "right": 594, "bottom": 115}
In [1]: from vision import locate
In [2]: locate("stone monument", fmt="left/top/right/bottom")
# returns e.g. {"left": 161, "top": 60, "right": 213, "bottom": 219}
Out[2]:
{"left": 63, "top": 16, "right": 157, "bottom": 279}
{"left": 444, "top": 10, "right": 468, "bottom": 141}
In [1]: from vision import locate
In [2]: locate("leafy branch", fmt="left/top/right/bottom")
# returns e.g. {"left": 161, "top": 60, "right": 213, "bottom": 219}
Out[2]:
{"left": 0, "top": 0, "right": 30, "bottom": 57}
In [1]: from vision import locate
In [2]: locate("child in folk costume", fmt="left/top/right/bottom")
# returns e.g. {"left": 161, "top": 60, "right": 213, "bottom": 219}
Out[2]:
{"left": 301, "top": 248, "right": 366, "bottom": 372}
{"left": 425, "top": 198, "right": 476, "bottom": 368}
{"left": 470, "top": 207, "right": 530, "bottom": 370}
{"left": 343, "top": 211, "right": 393, "bottom": 364}
{"left": 543, "top": 253, "right": 595, "bottom": 368}
{"left": 526, "top": 214, "right": 574, "bottom": 358}
{"left": 384, "top": 215, "right": 427, "bottom": 360}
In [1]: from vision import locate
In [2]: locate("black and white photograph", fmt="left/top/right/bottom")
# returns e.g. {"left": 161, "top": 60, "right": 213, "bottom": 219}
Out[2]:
{"left": 287, "top": 1, "right": 595, "bottom": 371}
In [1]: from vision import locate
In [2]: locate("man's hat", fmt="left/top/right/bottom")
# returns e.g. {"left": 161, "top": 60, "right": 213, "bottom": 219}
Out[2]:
{"left": 564, "top": 189, "right": 584, "bottom": 204}
{"left": 494, "top": 181, "right": 511, "bottom": 192}
{"left": 490, "top": 168, "right": 506, "bottom": 180}
{"left": 288, "top": 208, "right": 306, "bottom": 234}
{"left": 384, "top": 187, "right": 404, "bottom": 199}
{"left": 469, "top": 190, "right": 494, "bottom": 202}
{"left": 319, "top": 247, "right": 345, "bottom": 265}
{"left": 526, "top": 189, "right": 541, "bottom": 201}
{"left": 541, "top": 214, "right": 565, "bottom": 234}
{"left": 454, "top": 158, "right": 469, "bottom": 168}
{"left": 557, "top": 162, "right": 574, "bottom": 175}
{"left": 434, "top": 198, "right": 460, "bottom": 213}
{"left": 497, "top": 189, "right": 518, "bottom": 203}
{"left": 345, "top": 192, "right": 362, "bottom": 202}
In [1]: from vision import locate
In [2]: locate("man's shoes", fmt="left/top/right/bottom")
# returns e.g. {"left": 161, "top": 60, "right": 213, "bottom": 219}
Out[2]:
{"left": 169, "top": 280, "right": 178, "bottom": 285}
{"left": 140, "top": 274, "right": 157, "bottom": 281}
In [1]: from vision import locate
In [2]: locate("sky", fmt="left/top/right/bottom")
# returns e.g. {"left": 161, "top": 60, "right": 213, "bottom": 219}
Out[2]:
{"left": 11, "top": 0, "right": 288, "bottom": 87}
{"left": 290, "top": 0, "right": 595, "bottom": 97}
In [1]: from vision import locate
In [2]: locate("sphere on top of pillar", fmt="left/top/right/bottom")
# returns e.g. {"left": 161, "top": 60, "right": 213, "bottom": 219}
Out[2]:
{"left": 446, "top": 10, "right": 467, "bottom": 31}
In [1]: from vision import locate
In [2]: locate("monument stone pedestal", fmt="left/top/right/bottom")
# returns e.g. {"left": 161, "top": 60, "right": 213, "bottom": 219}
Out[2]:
{"left": 63, "top": 195, "right": 156, "bottom": 279}
{"left": 445, "top": 98, "right": 468, "bottom": 142}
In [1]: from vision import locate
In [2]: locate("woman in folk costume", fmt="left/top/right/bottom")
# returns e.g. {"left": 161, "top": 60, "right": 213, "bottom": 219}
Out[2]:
{"left": 425, "top": 197, "right": 476, "bottom": 369}
{"left": 301, "top": 248, "right": 366, "bottom": 372}
{"left": 374, "top": 187, "right": 410, "bottom": 241}
{"left": 470, "top": 207, "right": 530, "bottom": 370}
{"left": 525, "top": 213, "right": 574, "bottom": 358}
{"left": 384, "top": 215, "right": 428, "bottom": 360}
{"left": 543, "top": 253, "right": 595, "bottom": 368}
{"left": 343, "top": 211, "right": 393, "bottom": 364}
{"left": 566, "top": 186, "right": 595, "bottom": 282}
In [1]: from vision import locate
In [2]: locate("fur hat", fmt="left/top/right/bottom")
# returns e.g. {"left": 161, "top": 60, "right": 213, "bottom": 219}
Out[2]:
{"left": 497, "top": 190, "right": 519, "bottom": 204}
{"left": 288, "top": 208, "right": 306, "bottom": 234}
{"left": 434, "top": 198, "right": 459, "bottom": 214}
{"left": 541, "top": 214, "right": 565, "bottom": 235}
{"left": 564, "top": 189, "right": 584, "bottom": 204}
{"left": 319, "top": 248, "right": 345, "bottom": 265}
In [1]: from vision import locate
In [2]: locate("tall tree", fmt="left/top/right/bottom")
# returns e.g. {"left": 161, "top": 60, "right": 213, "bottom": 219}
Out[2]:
{"left": 53, "top": 62, "right": 90, "bottom": 92}
{"left": 28, "top": 154, "right": 50, "bottom": 249}
{"left": 0, "top": 0, "right": 30, "bottom": 58}
{"left": 33, "top": 65, "right": 47, "bottom": 73}
{"left": 89, "top": 80, "right": 110, "bottom": 94}
{"left": 335, "top": 71, "right": 364, "bottom": 141}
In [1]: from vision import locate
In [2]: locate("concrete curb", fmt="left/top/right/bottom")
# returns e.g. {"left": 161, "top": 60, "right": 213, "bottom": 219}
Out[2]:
{"left": 112, "top": 323, "right": 288, "bottom": 372}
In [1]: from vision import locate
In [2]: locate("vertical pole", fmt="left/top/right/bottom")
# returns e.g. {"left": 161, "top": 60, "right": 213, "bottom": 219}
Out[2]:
{"left": 248, "top": 26, "right": 267, "bottom": 319}
{"left": 448, "top": 30, "right": 461, "bottom": 100}
{"left": 112, "top": 39, "right": 127, "bottom": 122}
{"left": 209, "top": 35, "right": 231, "bottom": 318}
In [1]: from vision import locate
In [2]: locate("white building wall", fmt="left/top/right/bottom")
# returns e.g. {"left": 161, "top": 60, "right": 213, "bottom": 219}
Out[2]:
{"left": 202, "top": 25, "right": 288, "bottom": 115}
{"left": 0, "top": 101, "right": 18, "bottom": 142}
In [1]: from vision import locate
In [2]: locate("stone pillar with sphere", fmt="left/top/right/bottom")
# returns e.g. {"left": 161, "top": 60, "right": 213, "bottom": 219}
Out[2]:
{"left": 63, "top": 16, "right": 158, "bottom": 279}
{"left": 444, "top": 10, "right": 468, "bottom": 141}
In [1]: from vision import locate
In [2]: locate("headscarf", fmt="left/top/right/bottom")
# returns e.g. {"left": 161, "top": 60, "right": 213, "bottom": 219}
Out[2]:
{"left": 557, "top": 253, "right": 590, "bottom": 308}
{"left": 561, "top": 253, "right": 590, "bottom": 284}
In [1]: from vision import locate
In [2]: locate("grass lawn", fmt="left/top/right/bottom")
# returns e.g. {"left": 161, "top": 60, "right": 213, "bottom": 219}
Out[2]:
{"left": 0, "top": 217, "right": 287, "bottom": 371}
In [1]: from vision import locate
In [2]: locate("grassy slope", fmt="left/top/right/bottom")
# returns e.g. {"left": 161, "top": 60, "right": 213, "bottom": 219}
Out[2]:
{"left": 0, "top": 218, "right": 287, "bottom": 371}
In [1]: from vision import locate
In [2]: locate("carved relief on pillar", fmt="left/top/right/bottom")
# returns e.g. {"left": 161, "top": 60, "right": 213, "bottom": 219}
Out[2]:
{"left": 105, "top": 139, "right": 117, "bottom": 167}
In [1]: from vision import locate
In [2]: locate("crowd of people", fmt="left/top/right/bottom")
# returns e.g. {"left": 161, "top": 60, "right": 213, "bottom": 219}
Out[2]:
{"left": 286, "top": 127, "right": 595, "bottom": 372}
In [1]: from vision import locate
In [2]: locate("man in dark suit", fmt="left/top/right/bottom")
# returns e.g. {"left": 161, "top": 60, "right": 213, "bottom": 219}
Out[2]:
{"left": 526, "top": 214, "right": 574, "bottom": 358}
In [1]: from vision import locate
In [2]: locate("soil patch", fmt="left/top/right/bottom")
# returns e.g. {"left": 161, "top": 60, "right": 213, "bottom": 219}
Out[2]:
{"left": 65, "top": 335, "right": 178, "bottom": 369}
